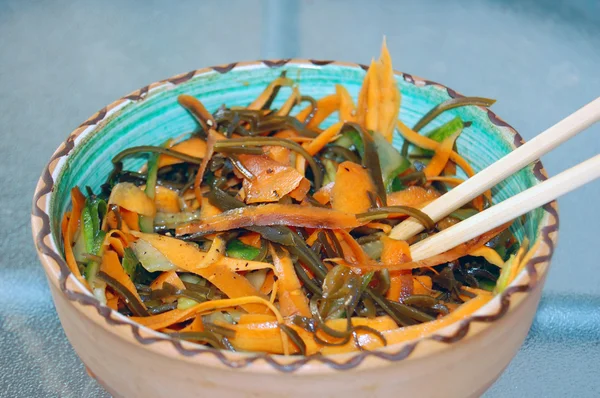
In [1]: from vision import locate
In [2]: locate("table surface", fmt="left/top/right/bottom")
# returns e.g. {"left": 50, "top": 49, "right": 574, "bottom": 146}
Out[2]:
{"left": 1, "top": 0, "right": 599, "bottom": 396}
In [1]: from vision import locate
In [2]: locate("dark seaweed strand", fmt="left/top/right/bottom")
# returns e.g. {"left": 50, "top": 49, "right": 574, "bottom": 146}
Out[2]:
{"left": 112, "top": 146, "right": 203, "bottom": 165}
{"left": 262, "top": 71, "right": 288, "bottom": 110}
{"left": 97, "top": 271, "right": 149, "bottom": 317}
{"left": 279, "top": 324, "right": 307, "bottom": 355}
{"left": 299, "top": 95, "right": 317, "bottom": 125}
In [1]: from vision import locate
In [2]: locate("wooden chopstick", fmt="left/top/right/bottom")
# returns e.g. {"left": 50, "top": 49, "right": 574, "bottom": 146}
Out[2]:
{"left": 389, "top": 97, "right": 600, "bottom": 241}
{"left": 409, "top": 154, "right": 600, "bottom": 261}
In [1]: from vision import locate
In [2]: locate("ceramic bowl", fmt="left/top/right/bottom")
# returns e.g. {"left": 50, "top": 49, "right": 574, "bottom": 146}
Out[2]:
{"left": 31, "top": 60, "right": 558, "bottom": 398}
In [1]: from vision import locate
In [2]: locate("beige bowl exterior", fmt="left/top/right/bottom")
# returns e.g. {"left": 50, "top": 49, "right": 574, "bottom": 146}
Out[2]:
{"left": 32, "top": 60, "right": 558, "bottom": 398}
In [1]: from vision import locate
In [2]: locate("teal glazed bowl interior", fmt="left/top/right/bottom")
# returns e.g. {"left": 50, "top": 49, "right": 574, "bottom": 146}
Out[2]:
{"left": 32, "top": 60, "right": 558, "bottom": 397}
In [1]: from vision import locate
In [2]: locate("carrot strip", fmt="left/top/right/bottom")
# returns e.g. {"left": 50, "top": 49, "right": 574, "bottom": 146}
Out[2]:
{"left": 238, "top": 154, "right": 306, "bottom": 203}
{"left": 304, "top": 121, "right": 344, "bottom": 155}
{"left": 157, "top": 137, "right": 207, "bottom": 169}
{"left": 276, "top": 86, "right": 301, "bottom": 116}
{"left": 200, "top": 197, "right": 222, "bottom": 220}
{"left": 237, "top": 314, "right": 277, "bottom": 325}
{"left": 336, "top": 223, "right": 511, "bottom": 272}
{"left": 61, "top": 212, "right": 88, "bottom": 289}
{"left": 270, "top": 246, "right": 311, "bottom": 317}
{"left": 101, "top": 250, "right": 145, "bottom": 306}
{"left": 336, "top": 230, "right": 369, "bottom": 265}
{"left": 376, "top": 39, "right": 401, "bottom": 142}
{"left": 365, "top": 59, "right": 380, "bottom": 132}
{"left": 120, "top": 209, "right": 140, "bottom": 231}
{"left": 153, "top": 186, "right": 181, "bottom": 213}
{"left": 259, "top": 271, "right": 276, "bottom": 295}
{"left": 313, "top": 182, "right": 334, "bottom": 205}
{"left": 180, "top": 315, "right": 204, "bottom": 333}
{"left": 386, "top": 186, "right": 441, "bottom": 208}
{"left": 150, "top": 271, "right": 186, "bottom": 290}
{"left": 423, "top": 131, "right": 461, "bottom": 178}
{"left": 248, "top": 77, "right": 294, "bottom": 110}
{"left": 468, "top": 246, "right": 505, "bottom": 268}
{"left": 396, "top": 120, "right": 475, "bottom": 177}
{"left": 196, "top": 235, "right": 226, "bottom": 269}
{"left": 130, "top": 232, "right": 271, "bottom": 313}
{"left": 175, "top": 204, "right": 362, "bottom": 235}
{"left": 305, "top": 94, "right": 341, "bottom": 128}
{"left": 336, "top": 84, "right": 355, "bottom": 123}
{"left": 109, "top": 183, "right": 156, "bottom": 217}
{"left": 331, "top": 161, "right": 377, "bottom": 214}
{"left": 238, "top": 232, "right": 262, "bottom": 248}
{"left": 365, "top": 222, "right": 392, "bottom": 234}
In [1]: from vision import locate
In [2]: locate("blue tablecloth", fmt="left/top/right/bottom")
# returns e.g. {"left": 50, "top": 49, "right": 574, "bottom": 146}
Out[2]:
{"left": 1, "top": 0, "right": 599, "bottom": 396}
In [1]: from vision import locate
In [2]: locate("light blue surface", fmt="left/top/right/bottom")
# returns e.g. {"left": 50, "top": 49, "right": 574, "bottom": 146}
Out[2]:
{"left": 1, "top": 0, "right": 599, "bottom": 396}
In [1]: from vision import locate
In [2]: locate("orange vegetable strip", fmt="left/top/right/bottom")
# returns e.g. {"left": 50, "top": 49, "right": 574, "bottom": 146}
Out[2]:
{"left": 336, "top": 230, "right": 369, "bottom": 265}
{"left": 306, "top": 94, "right": 341, "bottom": 129}
{"left": 426, "top": 176, "right": 464, "bottom": 185}
{"left": 131, "top": 296, "right": 284, "bottom": 332}
{"left": 337, "top": 223, "right": 510, "bottom": 272}
{"left": 157, "top": 137, "right": 207, "bottom": 169}
{"left": 270, "top": 246, "right": 311, "bottom": 317}
{"left": 238, "top": 232, "right": 262, "bottom": 248}
{"left": 152, "top": 186, "right": 181, "bottom": 213}
{"left": 109, "top": 183, "right": 156, "bottom": 217}
{"left": 194, "top": 129, "right": 224, "bottom": 206}
{"left": 101, "top": 250, "right": 145, "bottom": 306}
{"left": 150, "top": 271, "right": 186, "bottom": 290}
{"left": 238, "top": 154, "right": 305, "bottom": 204}
{"left": 237, "top": 313, "right": 277, "bottom": 325}
{"left": 200, "top": 196, "right": 222, "bottom": 220}
{"left": 381, "top": 236, "right": 412, "bottom": 264}
{"left": 304, "top": 121, "right": 344, "bottom": 155}
{"left": 365, "top": 59, "right": 380, "bottom": 132}
{"left": 305, "top": 229, "right": 322, "bottom": 246}
{"left": 313, "top": 182, "right": 334, "bottom": 205}
{"left": 423, "top": 131, "right": 461, "bottom": 178}
{"left": 130, "top": 232, "right": 271, "bottom": 313}
{"left": 196, "top": 235, "right": 226, "bottom": 269}
{"left": 175, "top": 204, "right": 362, "bottom": 236}
{"left": 259, "top": 271, "right": 276, "bottom": 295}
{"left": 248, "top": 77, "right": 294, "bottom": 110}
{"left": 331, "top": 293, "right": 493, "bottom": 353}
{"left": 331, "top": 161, "right": 377, "bottom": 214}
{"left": 120, "top": 209, "right": 140, "bottom": 231}
{"left": 365, "top": 222, "right": 392, "bottom": 234}
{"left": 396, "top": 120, "right": 475, "bottom": 177}
{"left": 515, "top": 240, "right": 540, "bottom": 276}
{"left": 180, "top": 315, "right": 204, "bottom": 333}
{"left": 386, "top": 186, "right": 441, "bottom": 208}
{"left": 336, "top": 84, "right": 355, "bottom": 123}
{"left": 468, "top": 246, "right": 505, "bottom": 268}
{"left": 376, "top": 39, "right": 401, "bottom": 142}
{"left": 67, "top": 187, "right": 86, "bottom": 242}
{"left": 413, "top": 275, "right": 433, "bottom": 295}
{"left": 276, "top": 86, "right": 301, "bottom": 116}
{"left": 61, "top": 212, "right": 89, "bottom": 289}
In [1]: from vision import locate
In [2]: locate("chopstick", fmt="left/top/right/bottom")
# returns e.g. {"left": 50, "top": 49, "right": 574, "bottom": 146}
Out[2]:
{"left": 410, "top": 154, "right": 600, "bottom": 261}
{"left": 389, "top": 97, "right": 600, "bottom": 241}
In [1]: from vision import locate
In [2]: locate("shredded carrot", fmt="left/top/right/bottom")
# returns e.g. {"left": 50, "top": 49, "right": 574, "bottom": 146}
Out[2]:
{"left": 175, "top": 204, "right": 362, "bottom": 236}
{"left": 331, "top": 161, "right": 377, "bottom": 214}
{"left": 150, "top": 271, "right": 186, "bottom": 290}
{"left": 120, "top": 208, "right": 140, "bottom": 231}
{"left": 387, "top": 186, "right": 441, "bottom": 208}
{"left": 375, "top": 39, "right": 401, "bottom": 142}
{"left": 468, "top": 246, "right": 505, "bottom": 268}
{"left": 259, "top": 271, "right": 276, "bottom": 295}
{"left": 238, "top": 232, "right": 262, "bottom": 248}
{"left": 304, "top": 121, "right": 344, "bottom": 155}
{"left": 305, "top": 94, "right": 341, "bottom": 128}
{"left": 152, "top": 186, "right": 181, "bottom": 213}
{"left": 365, "top": 222, "right": 392, "bottom": 234}
{"left": 108, "top": 183, "right": 156, "bottom": 217}
{"left": 336, "top": 84, "right": 355, "bottom": 122}
{"left": 423, "top": 131, "right": 461, "bottom": 178}
{"left": 180, "top": 315, "right": 204, "bottom": 332}
{"left": 313, "top": 182, "right": 334, "bottom": 205}
{"left": 157, "top": 137, "right": 207, "bottom": 169}
{"left": 101, "top": 250, "right": 145, "bottom": 306}
{"left": 276, "top": 86, "right": 301, "bottom": 116}
{"left": 270, "top": 246, "right": 311, "bottom": 317}
{"left": 248, "top": 77, "right": 294, "bottom": 110}
{"left": 238, "top": 154, "right": 307, "bottom": 204}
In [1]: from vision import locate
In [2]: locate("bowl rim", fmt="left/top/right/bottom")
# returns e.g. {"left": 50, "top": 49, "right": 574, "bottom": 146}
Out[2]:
{"left": 31, "top": 58, "right": 559, "bottom": 373}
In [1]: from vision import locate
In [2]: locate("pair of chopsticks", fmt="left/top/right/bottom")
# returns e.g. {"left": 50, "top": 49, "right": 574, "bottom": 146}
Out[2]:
{"left": 389, "top": 97, "right": 600, "bottom": 261}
